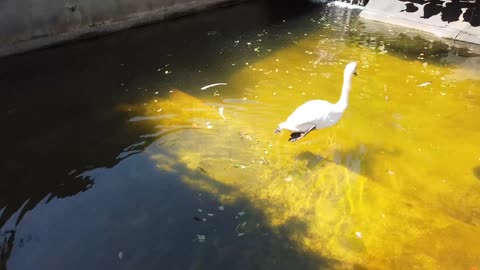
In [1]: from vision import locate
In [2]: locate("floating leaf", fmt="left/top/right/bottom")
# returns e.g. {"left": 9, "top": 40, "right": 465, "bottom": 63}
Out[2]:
{"left": 196, "top": 235, "right": 206, "bottom": 243}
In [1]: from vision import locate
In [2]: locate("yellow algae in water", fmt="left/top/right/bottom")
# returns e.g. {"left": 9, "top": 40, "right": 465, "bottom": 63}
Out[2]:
{"left": 142, "top": 34, "right": 480, "bottom": 269}
{"left": 131, "top": 89, "right": 223, "bottom": 127}
{"left": 227, "top": 36, "right": 480, "bottom": 268}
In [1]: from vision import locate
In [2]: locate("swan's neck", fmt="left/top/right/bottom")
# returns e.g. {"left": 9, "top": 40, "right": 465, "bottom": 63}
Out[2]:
{"left": 336, "top": 74, "right": 352, "bottom": 109}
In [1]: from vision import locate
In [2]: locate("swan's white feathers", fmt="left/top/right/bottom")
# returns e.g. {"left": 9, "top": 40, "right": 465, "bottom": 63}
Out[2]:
{"left": 279, "top": 100, "right": 344, "bottom": 132}
{"left": 276, "top": 62, "right": 357, "bottom": 139}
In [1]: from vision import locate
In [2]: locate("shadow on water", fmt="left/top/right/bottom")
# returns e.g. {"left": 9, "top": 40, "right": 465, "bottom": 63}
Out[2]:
{"left": 4, "top": 145, "right": 344, "bottom": 270}
{"left": 296, "top": 144, "right": 400, "bottom": 180}
{"left": 474, "top": 166, "right": 480, "bottom": 180}
{"left": 264, "top": 0, "right": 324, "bottom": 22}
{"left": 296, "top": 151, "right": 331, "bottom": 170}
{"left": 364, "top": 26, "right": 479, "bottom": 61}
{"left": 113, "top": 151, "right": 342, "bottom": 270}
{"left": 319, "top": 5, "right": 480, "bottom": 62}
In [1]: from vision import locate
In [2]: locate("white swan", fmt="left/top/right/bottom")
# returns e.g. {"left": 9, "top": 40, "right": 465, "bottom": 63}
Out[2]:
{"left": 275, "top": 62, "right": 357, "bottom": 142}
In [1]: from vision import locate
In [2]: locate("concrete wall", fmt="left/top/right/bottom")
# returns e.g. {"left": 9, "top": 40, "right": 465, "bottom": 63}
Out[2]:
{"left": 0, "top": 0, "right": 242, "bottom": 57}
{"left": 360, "top": 0, "right": 480, "bottom": 45}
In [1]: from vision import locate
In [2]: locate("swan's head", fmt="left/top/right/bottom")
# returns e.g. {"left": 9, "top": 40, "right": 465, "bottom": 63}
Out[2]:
{"left": 344, "top": 62, "right": 358, "bottom": 78}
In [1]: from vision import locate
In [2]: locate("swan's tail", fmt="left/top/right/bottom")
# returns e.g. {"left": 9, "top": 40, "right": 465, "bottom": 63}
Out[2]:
{"left": 275, "top": 122, "right": 288, "bottom": 133}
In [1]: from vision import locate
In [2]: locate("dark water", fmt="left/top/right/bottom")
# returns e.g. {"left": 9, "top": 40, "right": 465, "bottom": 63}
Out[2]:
{"left": 1, "top": 1, "right": 479, "bottom": 269}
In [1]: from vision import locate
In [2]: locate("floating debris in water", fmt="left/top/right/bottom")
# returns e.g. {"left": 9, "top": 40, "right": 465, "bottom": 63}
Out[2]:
{"left": 355, "top": 232, "right": 363, "bottom": 238}
{"left": 218, "top": 205, "right": 225, "bottom": 211}
{"left": 284, "top": 176, "right": 293, "bottom": 182}
{"left": 118, "top": 251, "right": 123, "bottom": 260}
{"left": 240, "top": 132, "right": 254, "bottom": 141}
{"left": 164, "top": 70, "right": 172, "bottom": 74}
{"left": 196, "top": 235, "right": 206, "bottom": 243}
{"left": 387, "top": 170, "right": 395, "bottom": 175}
{"left": 236, "top": 221, "right": 247, "bottom": 236}
{"left": 207, "top": 213, "right": 215, "bottom": 217}
{"left": 219, "top": 107, "right": 226, "bottom": 120}
{"left": 234, "top": 164, "right": 248, "bottom": 169}
{"left": 258, "top": 157, "right": 268, "bottom": 165}
{"left": 418, "top": 81, "right": 432, "bottom": 87}
{"left": 197, "top": 209, "right": 203, "bottom": 213}
{"left": 238, "top": 211, "right": 246, "bottom": 216}
{"left": 201, "top": 83, "right": 227, "bottom": 90}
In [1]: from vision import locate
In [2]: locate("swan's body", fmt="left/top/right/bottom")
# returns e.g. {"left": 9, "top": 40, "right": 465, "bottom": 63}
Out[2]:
{"left": 277, "top": 100, "right": 345, "bottom": 132}
{"left": 275, "top": 62, "right": 357, "bottom": 142}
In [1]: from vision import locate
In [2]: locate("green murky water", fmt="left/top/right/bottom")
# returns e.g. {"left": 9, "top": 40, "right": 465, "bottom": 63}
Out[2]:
{"left": 1, "top": 1, "right": 480, "bottom": 269}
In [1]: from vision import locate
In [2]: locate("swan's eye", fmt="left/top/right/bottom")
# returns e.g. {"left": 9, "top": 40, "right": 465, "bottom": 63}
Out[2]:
{"left": 353, "top": 72, "right": 358, "bottom": 76}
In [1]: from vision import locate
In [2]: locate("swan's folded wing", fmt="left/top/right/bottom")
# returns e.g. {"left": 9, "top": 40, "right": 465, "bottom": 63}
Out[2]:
{"left": 285, "top": 100, "right": 333, "bottom": 126}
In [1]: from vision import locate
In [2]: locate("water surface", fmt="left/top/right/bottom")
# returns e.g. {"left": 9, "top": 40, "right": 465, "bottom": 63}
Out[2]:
{"left": 1, "top": 1, "right": 480, "bottom": 269}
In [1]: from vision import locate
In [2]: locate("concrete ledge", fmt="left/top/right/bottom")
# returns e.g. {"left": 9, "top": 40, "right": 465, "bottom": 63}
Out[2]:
{"left": 360, "top": 0, "right": 480, "bottom": 45}
{"left": 0, "top": 0, "right": 244, "bottom": 58}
